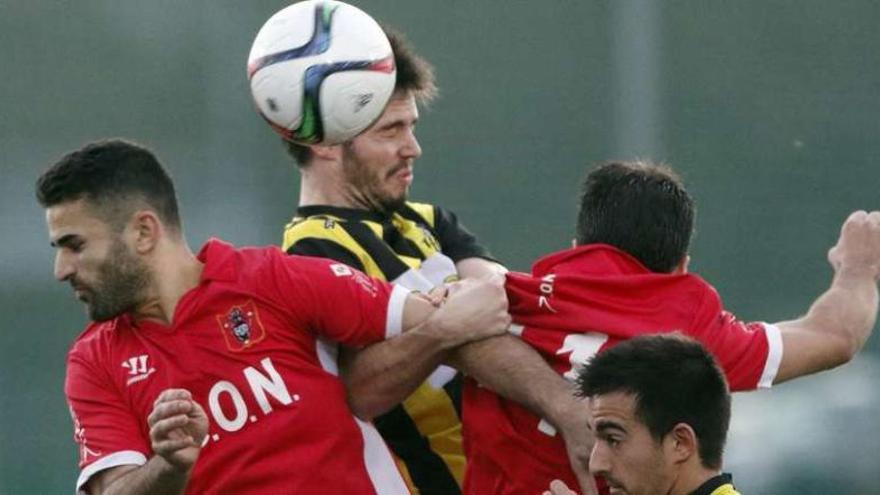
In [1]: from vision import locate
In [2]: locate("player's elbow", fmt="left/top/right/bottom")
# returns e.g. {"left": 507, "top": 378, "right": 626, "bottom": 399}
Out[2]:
{"left": 840, "top": 312, "right": 876, "bottom": 361}
{"left": 346, "top": 389, "right": 394, "bottom": 421}
{"left": 825, "top": 324, "right": 866, "bottom": 367}
{"left": 810, "top": 307, "right": 875, "bottom": 365}
{"left": 828, "top": 334, "right": 859, "bottom": 367}
{"left": 347, "top": 395, "right": 380, "bottom": 421}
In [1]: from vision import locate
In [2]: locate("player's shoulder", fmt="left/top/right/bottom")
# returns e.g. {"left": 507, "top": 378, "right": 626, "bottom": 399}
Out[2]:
{"left": 282, "top": 213, "right": 358, "bottom": 251}
{"left": 68, "top": 319, "right": 129, "bottom": 365}
{"left": 283, "top": 215, "right": 348, "bottom": 237}
{"left": 676, "top": 272, "right": 727, "bottom": 328}
{"left": 235, "top": 243, "right": 309, "bottom": 279}
{"left": 402, "top": 201, "right": 439, "bottom": 226}
{"left": 239, "top": 242, "right": 346, "bottom": 281}
{"left": 684, "top": 273, "right": 722, "bottom": 304}
{"left": 217, "top": 242, "right": 279, "bottom": 274}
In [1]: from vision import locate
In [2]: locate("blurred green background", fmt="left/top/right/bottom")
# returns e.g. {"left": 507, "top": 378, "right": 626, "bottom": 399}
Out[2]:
{"left": 1, "top": 1, "right": 878, "bottom": 493}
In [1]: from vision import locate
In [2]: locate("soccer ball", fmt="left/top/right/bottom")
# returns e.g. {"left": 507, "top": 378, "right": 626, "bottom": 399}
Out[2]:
{"left": 247, "top": 0, "right": 396, "bottom": 145}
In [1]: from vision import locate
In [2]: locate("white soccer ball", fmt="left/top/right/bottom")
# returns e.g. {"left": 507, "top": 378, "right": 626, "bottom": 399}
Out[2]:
{"left": 247, "top": 0, "right": 396, "bottom": 145}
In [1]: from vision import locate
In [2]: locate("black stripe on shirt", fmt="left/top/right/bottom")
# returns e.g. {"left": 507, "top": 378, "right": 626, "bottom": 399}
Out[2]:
{"left": 374, "top": 404, "right": 460, "bottom": 495}
{"left": 338, "top": 221, "right": 411, "bottom": 280}
{"left": 285, "top": 237, "right": 366, "bottom": 273}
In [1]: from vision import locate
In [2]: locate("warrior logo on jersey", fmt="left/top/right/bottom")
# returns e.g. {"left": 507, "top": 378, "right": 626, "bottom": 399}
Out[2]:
{"left": 216, "top": 300, "right": 267, "bottom": 351}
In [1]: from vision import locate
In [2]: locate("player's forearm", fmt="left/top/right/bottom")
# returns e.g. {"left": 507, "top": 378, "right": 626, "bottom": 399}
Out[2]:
{"left": 804, "top": 267, "right": 877, "bottom": 355}
{"left": 342, "top": 324, "right": 452, "bottom": 420}
{"left": 343, "top": 270, "right": 510, "bottom": 419}
{"left": 450, "top": 334, "right": 581, "bottom": 428}
{"left": 775, "top": 266, "right": 879, "bottom": 382}
{"left": 96, "top": 457, "right": 190, "bottom": 495}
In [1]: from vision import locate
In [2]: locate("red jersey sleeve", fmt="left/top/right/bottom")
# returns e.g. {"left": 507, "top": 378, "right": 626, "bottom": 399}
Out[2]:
{"left": 689, "top": 289, "right": 784, "bottom": 391}
{"left": 273, "top": 253, "right": 410, "bottom": 347}
{"left": 66, "top": 344, "right": 149, "bottom": 490}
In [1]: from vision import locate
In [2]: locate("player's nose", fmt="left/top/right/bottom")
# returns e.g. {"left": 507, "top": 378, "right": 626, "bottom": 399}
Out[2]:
{"left": 588, "top": 443, "right": 610, "bottom": 476}
{"left": 400, "top": 128, "right": 421, "bottom": 159}
{"left": 54, "top": 251, "right": 75, "bottom": 282}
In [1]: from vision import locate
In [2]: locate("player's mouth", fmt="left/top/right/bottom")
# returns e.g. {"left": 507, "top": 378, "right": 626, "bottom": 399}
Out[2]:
{"left": 606, "top": 483, "right": 627, "bottom": 495}
{"left": 601, "top": 476, "right": 626, "bottom": 495}
{"left": 72, "top": 284, "right": 91, "bottom": 302}
{"left": 396, "top": 168, "right": 413, "bottom": 185}
{"left": 386, "top": 164, "right": 413, "bottom": 185}
{"left": 391, "top": 168, "right": 413, "bottom": 187}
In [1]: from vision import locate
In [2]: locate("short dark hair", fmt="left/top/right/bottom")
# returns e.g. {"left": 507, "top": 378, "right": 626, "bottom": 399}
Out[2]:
{"left": 35, "top": 139, "right": 182, "bottom": 232}
{"left": 575, "top": 161, "right": 694, "bottom": 273}
{"left": 576, "top": 334, "right": 731, "bottom": 470}
{"left": 285, "top": 26, "right": 437, "bottom": 167}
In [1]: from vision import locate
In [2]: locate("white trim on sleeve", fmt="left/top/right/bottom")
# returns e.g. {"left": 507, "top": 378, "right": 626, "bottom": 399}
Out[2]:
{"left": 76, "top": 450, "right": 147, "bottom": 492}
{"left": 385, "top": 284, "right": 410, "bottom": 339}
{"left": 757, "top": 322, "right": 783, "bottom": 388}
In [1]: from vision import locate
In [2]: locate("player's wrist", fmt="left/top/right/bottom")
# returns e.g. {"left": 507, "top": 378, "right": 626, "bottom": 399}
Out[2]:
{"left": 417, "top": 308, "right": 474, "bottom": 350}
{"left": 407, "top": 315, "right": 461, "bottom": 352}
{"left": 541, "top": 386, "right": 587, "bottom": 433}
{"left": 148, "top": 452, "right": 197, "bottom": 484}
{"left": 832, "top": 262, "right": 879, "bottom": 286}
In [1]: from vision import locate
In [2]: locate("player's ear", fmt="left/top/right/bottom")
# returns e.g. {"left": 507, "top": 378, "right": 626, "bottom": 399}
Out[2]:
{"left": 666, "top": 423, "right": 698, "bottom": 465}
{"left": 309, "top": 143, "right": 342, "bottom": 162}
{"left": 129, "top": 209, "right": 163, "bottom": 255}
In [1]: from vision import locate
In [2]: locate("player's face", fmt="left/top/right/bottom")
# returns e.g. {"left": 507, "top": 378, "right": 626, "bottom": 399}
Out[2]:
{"left": 46, "top": 199, "right": 151, "bottom": 321}
{"left": 341, "top": 91, "right": 422, "bottom": 212}
{"left": 589, "top": 392, "right": 675, "bottom": 495}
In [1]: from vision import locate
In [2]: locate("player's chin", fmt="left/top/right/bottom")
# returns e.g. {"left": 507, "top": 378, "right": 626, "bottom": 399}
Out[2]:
{"left": 380, "top": 190, "right": 409, "bottom": 211}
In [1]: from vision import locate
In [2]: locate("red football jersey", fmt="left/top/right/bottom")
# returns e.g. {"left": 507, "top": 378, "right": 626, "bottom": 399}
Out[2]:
{"left": 66, "top": 239, "right": 412, "bottom": 494}
{"left": 462, "top": 244, "right": 783, "bottom": 495}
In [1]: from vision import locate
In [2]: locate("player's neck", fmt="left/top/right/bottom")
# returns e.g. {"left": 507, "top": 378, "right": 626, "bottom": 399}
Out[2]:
{"left": 670, "top": 464, "right": 721, "bottom": 495}
{"left": 299, "top": 165, "right": 367, "bottom": 211}
{"left": 131, "top": 241, "right": 203, "bottom": 326}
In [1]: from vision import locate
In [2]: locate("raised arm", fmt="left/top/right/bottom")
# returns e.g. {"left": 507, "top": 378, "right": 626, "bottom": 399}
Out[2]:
{"left": 773, "top": 210, "right": 880, "bottom": 384}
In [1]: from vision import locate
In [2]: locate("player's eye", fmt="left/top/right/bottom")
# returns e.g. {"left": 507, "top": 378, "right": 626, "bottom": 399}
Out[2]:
{"left": 599, "top": 433, "right": 622, "bottom": 448}
{"left": 68, "top": 240, "right": 85, "bottom": 253}
{"left": 378, "top": 125, "right": 401, "bottom": 137}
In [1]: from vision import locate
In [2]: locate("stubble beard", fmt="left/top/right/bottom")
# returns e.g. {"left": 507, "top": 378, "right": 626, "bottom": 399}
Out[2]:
{"left": 342, "top": 151, "right": 408, "bottom": 214}
{"left": 85, "top": 240, "right": 153, "bottom": 322}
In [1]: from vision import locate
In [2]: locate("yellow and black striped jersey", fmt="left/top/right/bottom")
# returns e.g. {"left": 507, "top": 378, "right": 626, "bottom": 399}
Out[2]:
{"left": 690, "top": 473, "right": 741, "bottom": 495}
{"left": 282, "top": 201, "right": 494, "bottom": 495}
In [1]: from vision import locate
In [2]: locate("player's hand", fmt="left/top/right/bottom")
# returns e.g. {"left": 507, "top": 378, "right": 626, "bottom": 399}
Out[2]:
{"left": 544, "top": 479, "right": 579, "bottom": 495}
{"left": 430, "top": 274, "right": 511, "bottom": 347}
{"left": 828, "top": 210, "right": 880, "bottom": 281}
{"left": 148, "top": 388, "right": 209, "bottom": 471}
{"left": 425, "top": 285, "right": 449, "bottom": 307}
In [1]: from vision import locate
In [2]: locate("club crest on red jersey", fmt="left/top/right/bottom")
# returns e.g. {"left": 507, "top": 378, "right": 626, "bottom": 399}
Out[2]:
{"left": 216, "top": 301, "right": 266, "bottom": 351}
